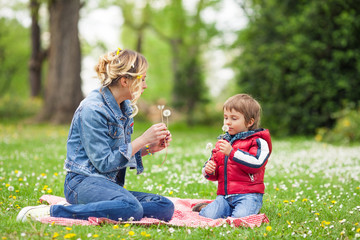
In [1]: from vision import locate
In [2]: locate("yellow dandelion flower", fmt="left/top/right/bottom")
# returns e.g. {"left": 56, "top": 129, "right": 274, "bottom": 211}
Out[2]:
{"left": 343, "top": 118, "right": 350, "bottom": 127}
{"left": 64, "top": 233, "right": 76, "bottom": 239}
{"left": 287, "top": 221, "right": 291, "bottom": 226}
{"left": 54, "top": 173, "right": 58, "bottom": 176}
{"left": 356, "top": 228, "right": 360, "bottom": 233}
{"left": 263, "top": 233, "right": 267, "bottom": 237}
{"left": 315, "top": 212, "right": 320, "bottom": 216}
{"left": 5, "top": 184, "right": 10, "bottom": 187}
{"left": 128, "top": 231, "right": 135, "bottom": 236}
{"left": 113, "top": 225, "right": 119, "bottom": 229}
{"left": 93, "top": 234, "right": 99, "bottom": 238}
{"left": 65, "top": 227, "right": 72, "bottom": 231}
{"left": 315, "top": 134, "right": 322, "bottom": 142}
{"left": 18, "top": 178, "right": 23, "bottom": 182}
{"left": 275, "top": 188, "right": 279, "bottom": 191}
{"left": 15, "top": 170, "right": 19, "bottom": 174}
{"left": 116, "top": 48, "right": 122, "bottom": 55}
{"left": 2, "top": 237, "right": 7, "bottom": 239}
{"left": 331, "top": 200, "right": 336, "bottom": 204}
{"left": 15, "top": 190, "right": 19, "bottom": 193}
{"left": 356, "top": 187, "right": 359, "bottom": 190}
{"left": 141, "top": 231, "right": 147, "bottom": 236}
{"left": 41, "top": 173, "right": 46, "bottom": 177}
{"left": 266, "top": 226, "right": 272, "bottom": 232}
{"left": 291, "top": 200, "right": 295, "bottom": 202}
{"left": 278, "top": 213, "right": 281, "bottom": 217}
{"left": 52, "top": 232, "right": 59, "bottom": 238}
{"left": 124, "top": 223, "right": 130, "bottom": 228}
{"left": 12, "top": 196, "right": 16, "bottom": 200}
{"left": 283, "top": 200, "right": 289, "bottom": 203}
{"left": 355, "top": 222, "right": 359, "bottom": 226}
{"left": 169, "top": 191, "right": 173, "bottom": 195}
{"left": 124, "top": 186, "right": 127, "bottom": 189}
{"left": 47, "top": 189, "right": 53, "bottom": 194}
{"left": 302, "top": 198, "right": 308, "bottom": 202}
{"left": 145, "top": 234, "right": 151, "bottom": 237}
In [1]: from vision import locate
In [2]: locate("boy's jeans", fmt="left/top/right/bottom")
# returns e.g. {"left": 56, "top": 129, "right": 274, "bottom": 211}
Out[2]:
{"left": 199, "top": 193, "right": 263, "bottom": 219}
{"left": 50, "top": 172, "right": 174, "bottom": 222}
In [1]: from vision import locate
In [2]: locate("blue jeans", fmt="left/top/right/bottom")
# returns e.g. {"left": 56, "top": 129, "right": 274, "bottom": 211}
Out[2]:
{"left": 50, "top": 173, "right": 174, "bottom": 221}
{"left": 199, "top": 193, "right": 263, "bottom": 219}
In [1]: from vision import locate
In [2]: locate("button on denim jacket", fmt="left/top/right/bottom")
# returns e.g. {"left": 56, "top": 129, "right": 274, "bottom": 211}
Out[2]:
{"left": 64, "top": 87, "right": 144, "bottom": 185}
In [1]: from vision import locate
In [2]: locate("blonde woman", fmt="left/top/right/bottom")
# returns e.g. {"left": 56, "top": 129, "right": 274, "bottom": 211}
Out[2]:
{"left": 17, "top": 49, "right": 174, "bottom": 222}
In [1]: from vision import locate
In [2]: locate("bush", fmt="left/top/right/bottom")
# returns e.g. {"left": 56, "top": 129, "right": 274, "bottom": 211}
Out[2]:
{"left": 0, "top": 95, "right": 42, "bottom": 121}
{"left": 315, "top": 104, "right": 360, "bottom": 144}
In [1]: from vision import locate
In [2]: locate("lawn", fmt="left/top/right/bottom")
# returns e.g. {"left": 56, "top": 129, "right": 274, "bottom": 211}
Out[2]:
{"left": 0, "top": 121, "right": 359, "bottom": 239}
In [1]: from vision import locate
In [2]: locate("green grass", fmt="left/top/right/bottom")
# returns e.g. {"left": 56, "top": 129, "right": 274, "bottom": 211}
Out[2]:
{"left": 1, "top": 121, "right": 360, "bottom": 239}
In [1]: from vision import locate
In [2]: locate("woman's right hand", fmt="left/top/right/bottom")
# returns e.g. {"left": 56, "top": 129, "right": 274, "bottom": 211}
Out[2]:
{"left": 205, "top": 160, "right": 216, "bottom": 175}
{"left": 141, "top": 123, "right": 170, "bottom": 144}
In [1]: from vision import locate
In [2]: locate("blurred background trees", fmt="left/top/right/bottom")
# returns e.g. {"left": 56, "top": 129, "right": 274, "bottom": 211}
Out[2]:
{"left": 0, "top": 0, "right": 359, "bottom": 142}
{"left": 233, "top": 0, "right": 360, "bottom": 136}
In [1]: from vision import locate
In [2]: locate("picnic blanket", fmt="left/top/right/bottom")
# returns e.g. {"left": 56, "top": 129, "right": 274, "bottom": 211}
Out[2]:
{"left": 38, "top": 195, "right": 269, "bottom": 228}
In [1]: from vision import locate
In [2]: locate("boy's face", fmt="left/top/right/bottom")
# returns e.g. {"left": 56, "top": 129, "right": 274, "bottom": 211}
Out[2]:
{"left": 223, "top": 108, "right": 252, "bottom": 135}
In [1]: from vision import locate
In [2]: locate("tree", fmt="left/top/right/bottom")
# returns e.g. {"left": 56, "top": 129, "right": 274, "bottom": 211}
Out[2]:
{"left": 116, "top": 0, "right": 219, "bottom": 125}
{"left": 37, "top": 0, "right": 83, "bottom": 123}
{"left": 233, "top": 0, "right": 360, "bottom": 135}
{"left": 29, "top": 0, "right": 46, "bottom": 98}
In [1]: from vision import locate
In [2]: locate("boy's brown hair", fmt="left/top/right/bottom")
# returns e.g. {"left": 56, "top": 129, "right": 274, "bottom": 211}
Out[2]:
{"left": 223, "top": 94, "right": 261, "bottom": 130}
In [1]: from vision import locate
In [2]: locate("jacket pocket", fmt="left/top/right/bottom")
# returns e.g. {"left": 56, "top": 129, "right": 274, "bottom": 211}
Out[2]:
{"left": 108, "top": 122, "right": 124, "bottom": 139}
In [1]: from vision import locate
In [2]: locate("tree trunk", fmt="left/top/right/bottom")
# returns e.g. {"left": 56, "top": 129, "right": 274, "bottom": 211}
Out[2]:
{"left": 38, "top": 0, "right": 83, "bottom": 124}
{"left": 29, "top": 0, "right": 43, "bottom": 97}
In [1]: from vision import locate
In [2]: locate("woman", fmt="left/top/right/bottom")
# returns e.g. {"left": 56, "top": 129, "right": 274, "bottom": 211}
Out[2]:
{"left": 17, "top": 49, "right": 174, "bottom": 222}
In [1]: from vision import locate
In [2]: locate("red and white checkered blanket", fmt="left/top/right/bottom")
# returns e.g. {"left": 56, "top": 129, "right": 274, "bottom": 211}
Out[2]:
{"left": 38, "top": 195, "right": 269, "bottom": 228}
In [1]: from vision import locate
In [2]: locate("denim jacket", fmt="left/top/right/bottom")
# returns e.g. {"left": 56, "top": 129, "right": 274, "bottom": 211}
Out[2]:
{"left": 64, "top": 86, "right": 144, "bottom": 186}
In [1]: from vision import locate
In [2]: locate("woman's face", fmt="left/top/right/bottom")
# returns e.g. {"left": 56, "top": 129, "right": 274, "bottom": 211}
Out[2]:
{"left": 140, "top": 73, "right": 147, "bottom": 95}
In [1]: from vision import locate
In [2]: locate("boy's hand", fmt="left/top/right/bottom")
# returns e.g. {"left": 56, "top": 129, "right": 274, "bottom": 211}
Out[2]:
{"left": 218, "top": 140, "right": 232, "bottom": 156}
{"left": 205, "top": 160, "right": 216, "bottom": 175}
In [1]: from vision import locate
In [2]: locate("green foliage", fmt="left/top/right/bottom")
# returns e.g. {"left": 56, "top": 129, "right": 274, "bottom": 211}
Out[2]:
{"left": 316, "top": 104, "right": 360, "bottom": 144}
{"left": 0, "top": 95, "right": 42, "bottom": 121}
{"left": 0, "top": 18, "right": 30, "bottom": 98}
{"left": 118, "top": 0, "right": 220, "bottom": 125}
{"left": 233, "top": 0, "right": 360, "bottom": 136}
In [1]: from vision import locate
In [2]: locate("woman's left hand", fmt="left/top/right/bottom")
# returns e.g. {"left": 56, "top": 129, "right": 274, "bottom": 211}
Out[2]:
{"left": 149, "top": 132, "right": 172, "bottom": 153}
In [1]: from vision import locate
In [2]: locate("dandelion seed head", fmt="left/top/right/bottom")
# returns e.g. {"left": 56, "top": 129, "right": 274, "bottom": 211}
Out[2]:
{"left": 222, "top": 125, "right": 229, "bottom": 132}
{"left": 163, "top": 109, "right": 171, "bottom": 117}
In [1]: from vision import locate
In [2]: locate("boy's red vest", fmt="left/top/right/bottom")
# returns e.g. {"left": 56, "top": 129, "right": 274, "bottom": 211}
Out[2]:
{"left": 204, "top": 129, "right": 272, "bottom": 195}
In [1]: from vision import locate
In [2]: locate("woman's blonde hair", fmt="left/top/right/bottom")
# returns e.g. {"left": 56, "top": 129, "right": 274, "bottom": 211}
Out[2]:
{"left": 94, "top": 49, "right": 148, "bottom": 117}
{"left": 223, "top": 94, "right": 262, "bottom": 130}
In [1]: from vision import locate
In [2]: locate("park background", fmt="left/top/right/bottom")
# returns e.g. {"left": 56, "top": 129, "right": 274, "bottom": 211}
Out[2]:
{"left": 0, "top": 0, "right": 360, "bottom": 239}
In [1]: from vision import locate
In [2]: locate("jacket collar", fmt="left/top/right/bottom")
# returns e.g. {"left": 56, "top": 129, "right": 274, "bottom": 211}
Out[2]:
{"left": 101, "top": 86, "right": 133, "bottom": 120}
{"left": 220, "top": 128, "right": 264, "bottom": 144}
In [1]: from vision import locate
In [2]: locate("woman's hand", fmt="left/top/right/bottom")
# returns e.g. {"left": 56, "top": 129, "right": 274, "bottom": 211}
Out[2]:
{"left": 149, "top": 131, "right": 172, "bottom": 154}
{"left": 218, "top": 140, "right": 232, "bottom": 156}
{"left": 132, "top": 123, "right": 171, "bottom": 156}
{"left": 205, "top": 160, "right": 216, "bottom": 175}
{"left": 141, "top": 123, "right": 170, "bottom": 144}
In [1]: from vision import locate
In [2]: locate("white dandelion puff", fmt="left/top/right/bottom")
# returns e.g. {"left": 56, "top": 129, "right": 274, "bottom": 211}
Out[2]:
{"left": 222, "top": 125, "right": 229, "bottom": 132}
{"left": 163, "top": 109, "right": 171, "bottom": 117}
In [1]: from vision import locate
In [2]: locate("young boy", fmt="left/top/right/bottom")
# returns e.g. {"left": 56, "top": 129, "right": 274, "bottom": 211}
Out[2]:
{"left": 194, "top": 94, "right": 272, "bottom": 219}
